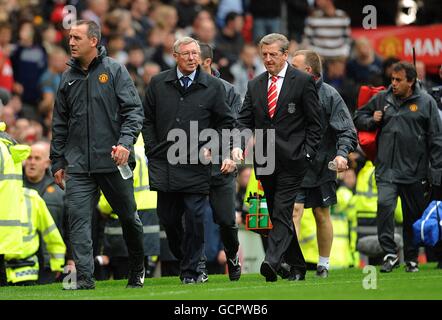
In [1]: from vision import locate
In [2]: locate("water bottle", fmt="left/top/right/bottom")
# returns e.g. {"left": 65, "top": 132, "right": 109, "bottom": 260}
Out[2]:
{"left": 328, "top": 160, "right": 337, "bottom": 171}
{"left": 118, "top": 163, "right": 133, "bottom": 179}
{"left": 112, "top": 145, "right": 133, "bottom": 179}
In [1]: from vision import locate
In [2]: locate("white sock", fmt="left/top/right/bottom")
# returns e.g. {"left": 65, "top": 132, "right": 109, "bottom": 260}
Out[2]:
{"left": 318, "top": 256, "right": 330, "bottom": 270}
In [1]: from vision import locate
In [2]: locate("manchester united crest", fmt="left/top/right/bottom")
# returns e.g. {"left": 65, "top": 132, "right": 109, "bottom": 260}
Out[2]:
{"left": 409, "top": 104, "right": 418, "bottom": 112}
{"left": 99, "top": 73, "right": 109, "bottom": 83}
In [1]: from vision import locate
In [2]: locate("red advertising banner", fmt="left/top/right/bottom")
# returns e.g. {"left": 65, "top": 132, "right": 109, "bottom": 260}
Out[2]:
{"left": 352, "top": 24, "right": 442, "bottom": 72}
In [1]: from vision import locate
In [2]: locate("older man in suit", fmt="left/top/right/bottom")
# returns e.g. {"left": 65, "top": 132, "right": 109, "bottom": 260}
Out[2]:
{"left": 232, "top": 33, "right": 323, "bottom": 282}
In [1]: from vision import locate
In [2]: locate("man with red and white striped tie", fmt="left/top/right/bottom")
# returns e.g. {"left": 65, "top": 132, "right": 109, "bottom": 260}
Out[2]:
{"left": 232, "top": 33, "right": 323, "bottom": 282}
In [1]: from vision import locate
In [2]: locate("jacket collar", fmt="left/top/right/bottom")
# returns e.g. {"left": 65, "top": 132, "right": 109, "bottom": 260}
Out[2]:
{"left": 165, "top": 65, "right": 209, "bottom": 88}
{"left": 67, "top": 45, "right": 107, "bottom": 73}
{"left": 385, "top": 81, "right": 422, "bottom": 105}
{"left": 257, "top": 64, "right": 298, "bottom": 119}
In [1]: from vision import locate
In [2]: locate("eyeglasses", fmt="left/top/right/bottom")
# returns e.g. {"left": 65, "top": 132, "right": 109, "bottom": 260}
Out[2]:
{"left": 175, "top": 51, "right": 200, "bottom": 58}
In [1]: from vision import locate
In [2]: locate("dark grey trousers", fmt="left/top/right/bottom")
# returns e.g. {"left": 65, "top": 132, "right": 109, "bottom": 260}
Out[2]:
{"left": 156, "top": 191, "right": 207, "bottom": 280}
{"left": 209, "top": 175, "right": 239, "bottom": 259}
{"left": 66, "top": 172, "right": 144, "bottom": 280}
{"left": 260, "top": 167, "right": 307, "bottom": 274}
{"left": 377, "top": 180, "right": 427, "bottom": 262}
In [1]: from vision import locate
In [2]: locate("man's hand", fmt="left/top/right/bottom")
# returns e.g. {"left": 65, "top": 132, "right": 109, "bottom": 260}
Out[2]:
{"left": 333, "top": 155, "right": 349, "bottom": 173}
{"left": 54, "top": 169, "right": 65, "bottom": 190}
{"left": 111, "top": 145, "right": 130, "bottom": 166}
{"left": 373, "top": 110, "right": 383, "bottom": 123}
{"left": 231, "top": 147, "right": 244, "bottom": 162}
{"left": 220, "top": 158, "right": 236, "bottom": 174}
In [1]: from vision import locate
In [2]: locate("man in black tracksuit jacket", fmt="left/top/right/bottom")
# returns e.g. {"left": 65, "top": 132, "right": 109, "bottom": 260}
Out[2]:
{"left": 50, "top": 20, "right": 145, "bottom": 289}
{"left": 199, "top": 43, "right": 242, "bottom": 281}
{"left": 291, "top": 50, "right": 357, "bottom": 278}
{"left": 354, "top": 61, "right": 442, "bottom": 273}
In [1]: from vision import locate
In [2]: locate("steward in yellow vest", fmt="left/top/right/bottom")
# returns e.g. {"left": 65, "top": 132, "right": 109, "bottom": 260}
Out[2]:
{"left": 5, "top": 188, "right": 66, "bottom": 285}
{"left": 0, "top": 122, "right": 29, "bottom": 285}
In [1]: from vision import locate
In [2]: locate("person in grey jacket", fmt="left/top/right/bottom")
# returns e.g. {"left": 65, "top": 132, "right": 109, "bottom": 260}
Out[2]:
{"left": 50, "top": 20, "right": 145, "bottom": 289}
{"left": 199, "top": 43, "right": 241, "bottom": 281}
{"left": 291, "top": 50, "right": 357, "bottom": 278}
{"left": 354, "top": 61, "right": 442, "bottom": 273}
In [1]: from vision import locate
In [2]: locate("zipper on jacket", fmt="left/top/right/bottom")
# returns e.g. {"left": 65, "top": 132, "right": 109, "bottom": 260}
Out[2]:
{"left": 389, "top": 131, "right": 396, "bottom": 183}
{"left": 85, "top": 71, "right": 91, "bottom": 176}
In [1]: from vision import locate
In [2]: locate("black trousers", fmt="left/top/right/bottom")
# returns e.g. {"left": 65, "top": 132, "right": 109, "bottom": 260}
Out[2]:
{"left": 0, "top": 255, "right": 6, "bottom": 286}
{"left": 157, "top": 191, "right": 207, "bottom": 280}
{"left": 259, "top": 166, "right": 307, "bottom": 274}
{"left": 66, "top": 172, "right": 144, "bottom": 280}
{"left": 377, "top": 180, "right": 427, "bottom": 262}
{"left": 209, "top": 175, "right": 239, "bottom": 259}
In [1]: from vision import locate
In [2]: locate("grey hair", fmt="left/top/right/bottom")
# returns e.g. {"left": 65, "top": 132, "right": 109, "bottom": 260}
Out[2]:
{"left": 173, "top": 36, "right": 200, "bottom": 53}
{"left": 74, "top": 20, "right": 101, "bottom": 46}
{"left": 259, "top": 33, "right": 289, "bottom": 53}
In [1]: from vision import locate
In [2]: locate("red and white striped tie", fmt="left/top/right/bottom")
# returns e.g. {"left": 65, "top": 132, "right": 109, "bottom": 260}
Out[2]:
{"left": 267, "top": 76, "right": 278, "bottom": 118}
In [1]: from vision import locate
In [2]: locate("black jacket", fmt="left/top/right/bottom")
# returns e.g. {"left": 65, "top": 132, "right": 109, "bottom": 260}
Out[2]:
{"left": 210, "top": 69, "right": 242, "bottom": 186}
{"left": 237, "top": 64, "right": 323, "bottom": 176}
{"left": 354, "top": 85, "right": 442, "bottom": 185}
{"left": 302, "top": 78, "right": 357, "bottom": 187}
{"left": 142, "top": 66, "right": 234, "bottom": 193}
{"left": 50, "top": 46, "right": 144, "bottom": 175}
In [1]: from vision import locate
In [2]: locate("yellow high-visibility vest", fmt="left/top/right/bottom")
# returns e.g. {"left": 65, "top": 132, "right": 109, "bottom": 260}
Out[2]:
{"left": 5, "top": 188, "right": 66, "bottom": 283}
{"left": 353, "top": 161, "right": 403, "bottom": 224}
{"left": 0, "top": 122, "right": 30, "bottom": 255}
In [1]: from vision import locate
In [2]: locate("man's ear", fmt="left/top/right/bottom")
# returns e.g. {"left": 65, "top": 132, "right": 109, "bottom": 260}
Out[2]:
{"left": 203, "top": 58, "right": 212, "bottom": 67}
{"left": 91, "top": 37, "right": 99, "bottom": 48}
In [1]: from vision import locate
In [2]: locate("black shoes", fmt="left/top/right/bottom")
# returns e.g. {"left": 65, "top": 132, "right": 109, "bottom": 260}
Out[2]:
{"left": 316, "top": 265, "right": 329, "bottom": 278}
{"left": 126, "top": 267, "right": 145, "bottom": 288}
{"left": 287, "top": 266, "right": 305, "bottom": 281}
{"left": 181, "top": 272, "right": 209, "bottom": 285}
{"left": 260, "top": 261, "right": 277, "bottom": 282}
{"left": 277, "top": 262, "right": 291, "bottom": 279}
{"left": 405, "top": 261, "right": 419, "bottom": 273}
{"left": 380, "top": 254, "right": 400, "bottom": 273}
{"left": 182, "top": 277, "right": 197, "bottom": 284}
{"left": 227, "top": 255, "right": 241, "bottom": 281}
{"left": 63, "top": 276, "right": 95, "bottom": 290}
{"left": 197, "top": 271, "right": 209, "bottom": 283}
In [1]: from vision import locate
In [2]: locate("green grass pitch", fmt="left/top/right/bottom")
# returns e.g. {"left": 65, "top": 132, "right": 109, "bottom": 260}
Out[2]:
{"left": 2, "top": 263, "right": 442, "bottom": 300}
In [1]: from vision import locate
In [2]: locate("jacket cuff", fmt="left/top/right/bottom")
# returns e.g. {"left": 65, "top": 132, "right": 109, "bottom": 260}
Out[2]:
{"left": 118, "top": 135, "right": 133, "bottom": 150}
{"left": 336, "top": 149, "right": 348, "bottom": 159}
{"left": 51, "top": 158, "right": 67, "bottom": 176}
{"left": 50, "top": 257, "right": 65, "bottom": 272}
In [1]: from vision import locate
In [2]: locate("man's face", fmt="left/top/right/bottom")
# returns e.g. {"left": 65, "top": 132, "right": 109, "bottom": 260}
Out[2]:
{"left": 261, "top": 42, "right": 288, "bottom": 76}
{"left": 25, "top": 144, "right": 50, "bottom": 182}
{"left": 291, "top": 55, "right": 311, "bottom": 75}
{"left": 174, "top": 42, "right": 200, "bottom": 75}
{"left": 241, "top": 46, "right": 257, "bottom": 67}
{"left": 69, "top": 24, "right": 97, "bottom": 59}
{"left": 391, "top": 69, "right": 413, "bottom": 98}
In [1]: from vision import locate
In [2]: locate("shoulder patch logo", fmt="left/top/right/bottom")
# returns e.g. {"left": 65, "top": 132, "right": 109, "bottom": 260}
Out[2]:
{"left": 409, "top": 104, "right": 418, "bottom": 112}
{"left": 99, "top": 73, "right": 109, "bottom": 84}
{"left": 47, "top": 186, "right": 55, "bottom": 193}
